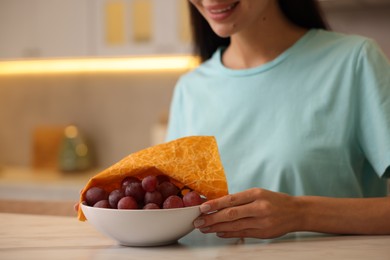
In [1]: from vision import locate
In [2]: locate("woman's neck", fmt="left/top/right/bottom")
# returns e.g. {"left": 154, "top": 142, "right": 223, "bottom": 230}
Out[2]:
{"left": 222, "top": 6, "right": 308, "bottom": 70}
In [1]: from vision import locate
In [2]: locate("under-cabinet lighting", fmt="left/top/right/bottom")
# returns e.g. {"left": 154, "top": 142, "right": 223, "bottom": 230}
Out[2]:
{"left": 0, "top": 56, "right": 199, "bottom": 75}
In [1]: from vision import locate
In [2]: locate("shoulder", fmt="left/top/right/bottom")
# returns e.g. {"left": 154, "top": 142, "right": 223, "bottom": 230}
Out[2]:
{"left": 313, "top": 29, "right": 369, "bottom": 46}
{"left": 302, "top": 29, "right": 389, "bottom": 71}
{"left": 309, "top": 29, "right": 382, "bottom": 57}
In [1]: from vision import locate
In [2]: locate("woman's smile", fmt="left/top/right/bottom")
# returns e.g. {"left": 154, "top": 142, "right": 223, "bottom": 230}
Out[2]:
{"left": 205, "top": 1, "right": 240, "bottom": 21}
{"left": 189, "top": 0, "right": 274, "bottom": 38}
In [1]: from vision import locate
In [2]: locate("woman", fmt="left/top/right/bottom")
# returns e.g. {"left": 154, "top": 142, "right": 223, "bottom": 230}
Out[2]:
{"left": 166, "top": 0, "right": 390, "bottom": 239}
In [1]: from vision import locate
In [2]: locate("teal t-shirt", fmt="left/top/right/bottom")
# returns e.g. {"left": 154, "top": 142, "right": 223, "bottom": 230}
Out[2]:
{"left": 166, "top": 29, "right": 390, "bottom": 197}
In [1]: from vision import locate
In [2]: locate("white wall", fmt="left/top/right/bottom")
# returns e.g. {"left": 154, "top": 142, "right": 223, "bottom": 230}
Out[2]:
{"left": 0, "top": 0, "right": 91, "bottom": 58}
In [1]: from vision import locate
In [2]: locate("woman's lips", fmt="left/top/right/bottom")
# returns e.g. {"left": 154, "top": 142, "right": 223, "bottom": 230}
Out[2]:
{"left": 205, "top": 2, "right": 239, "bottom": 22}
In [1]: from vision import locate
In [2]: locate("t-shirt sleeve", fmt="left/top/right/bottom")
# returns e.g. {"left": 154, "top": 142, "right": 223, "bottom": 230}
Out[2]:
{"left": 166, "top": 79, "right": 185, "bottom": 142}
{"left": 356, "top": 39, "right": 390, "bottom": 178}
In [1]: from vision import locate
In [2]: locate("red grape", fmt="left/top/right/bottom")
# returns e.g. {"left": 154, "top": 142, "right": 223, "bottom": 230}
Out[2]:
{"left": 142, "top": 175, "right": 157, "bottom": 192}
{"left": 157, "top": 181, "right": 180, "bottom": 200}
{"left": 117, "top": 196, "right": 138, "bottom": 209}
{"left": 156, "top": 174, "right": 170, "bottom": 184}
{"left": 143, "top": 203, "right": 160, "bottom": 209}
{"left": 144, "top": 191, "right": 163, "bottom": 207}
{"left": 85, "top": 187, "right": 108, "bottom": 206}
{"left": 121, "top": 176, "right": 140, "bottom": 190}
{"left": 183, "top": 191, "right": 203, "bottom": 207}
{"left": 93, "top": 200, "right": 110, "bottom": 208}
{"left": 125, "top": 182, "right": 145, "bottom": 203}
{"left": 163, "top": 195, "right": 184, "bottom": 209}
{"left": 86, "top": 174, "right": 207, "bottom": 211}
{"left": 108, "top": 189, "right": 125, "bottom": 209}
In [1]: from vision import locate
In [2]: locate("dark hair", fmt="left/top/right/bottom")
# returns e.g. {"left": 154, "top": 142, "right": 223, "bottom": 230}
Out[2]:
{"left": 189, "top": 0, "right": 330, "bottom": 62}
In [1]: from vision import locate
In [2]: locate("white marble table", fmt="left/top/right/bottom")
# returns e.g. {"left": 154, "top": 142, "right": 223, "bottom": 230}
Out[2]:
{"left": 1, "top": 213, "right": 390, "bottom": 260}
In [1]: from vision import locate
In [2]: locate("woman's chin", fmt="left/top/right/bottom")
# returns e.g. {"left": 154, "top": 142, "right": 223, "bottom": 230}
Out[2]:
{"left": 211, "top": 25, "right": 235, "bottom": 38}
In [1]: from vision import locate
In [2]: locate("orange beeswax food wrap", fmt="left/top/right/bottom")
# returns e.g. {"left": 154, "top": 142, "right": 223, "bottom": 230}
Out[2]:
{"left": 78, "top": 136, "right": 228, "bottom": 221}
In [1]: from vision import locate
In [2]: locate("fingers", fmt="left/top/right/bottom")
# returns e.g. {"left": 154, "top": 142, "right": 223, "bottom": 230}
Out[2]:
{"left": 200, "top": 189, "right": 259, "bottom": 214}
{"left": 215, "top": 228, "right": 273, "bottom": 239}
{"left": 74, "top": 202, "right": 80, "bottom": 212}
{"left": 215, "top": 229, "right": 256, "bottom": 239}
{"left": 197, "top": 217, "right": 262, "bottom": 235}
{"left": 195, "top": 216, "right": 281, "bottom": 239}
{"left": 196, "top": 189, "right": 263, "bottom": 230}
{"left": 194, "top": 203, "right": 258, "bottom": 231}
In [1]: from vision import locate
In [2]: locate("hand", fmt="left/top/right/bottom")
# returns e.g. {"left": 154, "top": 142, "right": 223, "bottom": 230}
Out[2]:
{"left": 74, "top": 202, "right": 79, "bottom": 212}
{"left": 74, "top": 188, "right": 83, "bottom": 212}
{"left": 193, "top": 188, "right": 302, "bottom": 239}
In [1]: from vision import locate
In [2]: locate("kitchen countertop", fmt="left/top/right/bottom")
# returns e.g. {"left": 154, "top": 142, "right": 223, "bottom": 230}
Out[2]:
{"left": 0, "top": 166, "right": 99, "bottom": 201}
{"left": 1, "top": 213, "right": 390, "bottom": 260}
{"left": 0, "top": 166, "right": 101, "bottom": 216}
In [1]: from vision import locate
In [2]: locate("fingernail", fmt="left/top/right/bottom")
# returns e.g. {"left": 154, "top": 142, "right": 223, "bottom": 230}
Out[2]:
{"left": 200, "top": 204, "right": 211, "bottom": 213}
{"left": 193, "top": 218, "right": 205, "bottom": 228}
{"left": 200, "top": 227, "right": 210, "bottom": 232}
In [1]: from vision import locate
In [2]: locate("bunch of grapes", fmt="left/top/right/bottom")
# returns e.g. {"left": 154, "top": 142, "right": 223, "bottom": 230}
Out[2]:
{"left": 85, "top": 174, "right": 204, "bottom": 210}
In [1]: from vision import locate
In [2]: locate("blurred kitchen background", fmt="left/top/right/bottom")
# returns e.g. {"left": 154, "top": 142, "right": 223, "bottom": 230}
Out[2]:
{"left": 0, "top": 0, "right": 389, "bottom": 216}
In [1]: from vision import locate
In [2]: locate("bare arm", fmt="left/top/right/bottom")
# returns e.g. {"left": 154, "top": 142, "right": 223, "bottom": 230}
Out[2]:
{"left": 193, "top": 188, "right": 390, "bottom": 239}
{"left": 297, "top": 196, "right": 390, "bottom": 235}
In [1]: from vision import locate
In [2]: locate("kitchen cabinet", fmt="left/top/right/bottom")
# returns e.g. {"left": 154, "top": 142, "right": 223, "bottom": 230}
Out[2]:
{"left": 93, "top": 0, "right": 192, "bottom": 57}
{"left": 0, "top": 0, "right": 192, "bottom": 59}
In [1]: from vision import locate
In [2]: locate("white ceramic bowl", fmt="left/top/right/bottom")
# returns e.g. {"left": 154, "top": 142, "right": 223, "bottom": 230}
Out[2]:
{"left": 81, "top": 203, "right": 201, "bottom": 247}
